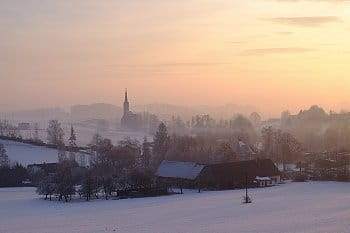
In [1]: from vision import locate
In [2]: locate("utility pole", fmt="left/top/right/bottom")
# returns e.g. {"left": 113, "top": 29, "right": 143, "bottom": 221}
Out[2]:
{"left": 244, "top": 172, "right": 251, "bottom": 204}
{"left": 245, "top": 173, "right": 248, "bottom": 203}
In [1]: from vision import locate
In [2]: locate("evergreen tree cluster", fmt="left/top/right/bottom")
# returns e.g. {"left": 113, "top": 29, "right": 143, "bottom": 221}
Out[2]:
{"left": 0, "top": 163, "right": 29, "bottom": 187}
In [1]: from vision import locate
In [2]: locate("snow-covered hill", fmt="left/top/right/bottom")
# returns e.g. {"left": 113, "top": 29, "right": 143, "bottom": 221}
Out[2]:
{"left": 0, "top": 139, "right": 58, "bottom": 166}
{"left": 0, "top": 139, "right": 91, "bottom": 167}
{"left": 1, "top": 181, "right": 350, "bottom": 233}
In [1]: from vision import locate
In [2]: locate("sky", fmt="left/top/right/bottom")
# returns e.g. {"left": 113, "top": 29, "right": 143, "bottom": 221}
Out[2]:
{"left": 0, "top": 0, "right": 350, "bottom": 117}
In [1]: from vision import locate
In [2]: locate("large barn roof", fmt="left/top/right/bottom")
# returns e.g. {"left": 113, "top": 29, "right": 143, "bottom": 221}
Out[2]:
{"left": 155, "top": 160, "right": 205, "bottom": 180}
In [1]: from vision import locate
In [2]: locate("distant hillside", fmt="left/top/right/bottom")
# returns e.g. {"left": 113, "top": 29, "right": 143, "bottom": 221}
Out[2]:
{"left": 69, "top": 103, "right": 258, "bottom": 120}
{"left": 70, "top": 103, "right": 123, "bottom": 120}
{"left": 1, "top": 103, "right": 258, "bottom": 123}
{"left": 134, "top": 104, "right": 258, "bottom": 120}
{"left": 0, "top": 108, "right": 68, "bottom": 123}
{"left": 192, "top": 104, "right": 258, "bottom": 119}
{"left": 134, "top": 104, "right": 197, "bottom": 119}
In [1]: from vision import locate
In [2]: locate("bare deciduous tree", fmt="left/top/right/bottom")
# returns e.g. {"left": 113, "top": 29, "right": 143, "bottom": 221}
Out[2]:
{"left": 47, "top": 120, "right": 64, "bottom": 146}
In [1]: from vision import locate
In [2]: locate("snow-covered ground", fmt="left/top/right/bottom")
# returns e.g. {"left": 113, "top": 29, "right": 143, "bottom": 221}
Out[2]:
{"left": 0, "top": 139, "right": 58, "bottom": 166}
{"left": 0, "top": 139, "right": 91, "bottom": 167}
{"left": 1, "top": 182, "right": 350, "bottom": 233}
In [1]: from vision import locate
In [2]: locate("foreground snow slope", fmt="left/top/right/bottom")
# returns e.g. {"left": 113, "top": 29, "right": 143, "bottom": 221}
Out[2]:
{"left": 1, "top": 182, "right": 350, "bottom": 233}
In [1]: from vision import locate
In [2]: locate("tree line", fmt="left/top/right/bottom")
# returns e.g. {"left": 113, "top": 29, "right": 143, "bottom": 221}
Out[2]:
{"left": 35, "top": 124, "right": 166, "bottom": 201}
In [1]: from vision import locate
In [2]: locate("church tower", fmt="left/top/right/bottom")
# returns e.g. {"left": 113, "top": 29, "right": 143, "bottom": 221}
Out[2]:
{"left": 123, "top": 89, "right": 129, "bottom": 116}
{"left": 121, "top": 89, "right": 138, "bottom": 129}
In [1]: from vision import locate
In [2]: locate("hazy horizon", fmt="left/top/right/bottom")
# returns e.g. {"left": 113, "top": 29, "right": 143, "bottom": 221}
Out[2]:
{"left": 1, "top": 99, "right": 347, "bottom": 120}
{"left": 1, "top": 0, "right": 350, "bottom": 116}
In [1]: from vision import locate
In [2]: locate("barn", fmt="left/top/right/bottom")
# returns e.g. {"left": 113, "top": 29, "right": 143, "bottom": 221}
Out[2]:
{"left": 155, "top": 159, "right": 280, "bottom": 191}
{"left": 155, "top": 160, "right": 205, "bottom": 193}
{"left": 200, "top": 159, "right": 280, "bottom": 189}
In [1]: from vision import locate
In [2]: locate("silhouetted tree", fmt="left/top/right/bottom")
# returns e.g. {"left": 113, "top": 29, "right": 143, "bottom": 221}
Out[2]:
{"left": 89, "top": 134, "right": 113, "bottom": 159}
{"left": 230, "top": 114, "right": 257, "bottom": 144}
{"left": 99, "top": 176, "right": 115, "bottom": 200}
{"left": 109, "top": 138, "right": 139, "bottom": 170}
{"left": 261, "top": 127, "right": 274, "bottom": 157}
{"left": 79, "top": 170, "right": 97, "bottom": 201}
{"left": 324, "top": 122, "right": 350, "bottom": 152}
{"left": 47, "top": 120, "right": 64, "bottom": 146}
{"left": 68, "top": 125, "right": 77, "bottom": 160}
{"left": 249, "top": 112, "right": 261, "bottom": 126}
{"left": 68, "top": 126, "right": 77, "bottom": 148}
{"left": 36, "top": 175, "right": 55, "bottom": 200}
{"left": 53, "top": 161, "right": 76, "bottom": 202}
{"left": 153, "top": 123, "right": 170, "bottom": 166}
{"left": 142, "top": 137, "right": 152, "bottom": 168}
{"left": 33, "top": 123, "right": 41, "bottom": 142}
{"left": 58, "top": 149, "right": 67, "bottom": 163}
{"left": 169, "top": 116, "right": 187, "bottom": 135}
{"left": 129, "top": 168, "right": 153, "bottom": 189}
{"left": 0, "top": 143, "right": 9, "bottom": 167}
{"left": 261, "top": 127, "right": 301, "bottom": 170}
{"left": 216, "top": 141, "right": 236, "bottom": 162}
{"left": 0, "top": 164, "right": 28, "bottom": 187}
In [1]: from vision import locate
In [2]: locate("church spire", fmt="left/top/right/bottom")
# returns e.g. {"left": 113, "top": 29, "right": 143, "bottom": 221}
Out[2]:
{"left": 124, "top": 88, "right": 128, "bottom": 102}
{"left": 123, "top": 88, "right": 130, "bottom": 116}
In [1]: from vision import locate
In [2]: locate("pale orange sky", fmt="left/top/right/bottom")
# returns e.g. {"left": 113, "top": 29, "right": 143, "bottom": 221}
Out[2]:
{"left": 1, "top": 0, "right": 350, "bottom": 117}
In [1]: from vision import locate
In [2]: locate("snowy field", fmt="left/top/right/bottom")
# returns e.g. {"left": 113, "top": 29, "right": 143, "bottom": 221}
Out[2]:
{"left": 0, "top": 139, "right": 58, "bottom": 166}
{"left": 1, "top": 182, "right": 350, "bottom": 233}
{"left": 0, "top": 139, "right": 91, "bottom": 167}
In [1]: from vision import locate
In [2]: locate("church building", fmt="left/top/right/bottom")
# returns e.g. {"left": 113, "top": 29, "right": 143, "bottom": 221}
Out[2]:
{"left": 120, "top": 89, "right": 140, "bottom": 130}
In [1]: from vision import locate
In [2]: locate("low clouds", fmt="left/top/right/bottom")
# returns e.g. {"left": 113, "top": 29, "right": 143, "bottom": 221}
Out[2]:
{"left": 266, "top": 16, "right": 341, "bottom": 27}
{"left": 230, "top": 41, "right": 247, "bottom": 44}
{"left": 242, "top": 48, "right": 315, "bottom": 56}
{"left": 275, "top": 31, "right": 293, "bottom": 35}
{"left": 113, "top": 62, "right": 231, "bottom": 68}
{"left": 152, "top": 62, "right": 231, "bottom": 67}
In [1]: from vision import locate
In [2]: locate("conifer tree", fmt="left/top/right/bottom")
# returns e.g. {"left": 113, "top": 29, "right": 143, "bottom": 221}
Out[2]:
{"left": 0, "top": 143, "right": 9, "bottom": 167}
{"left": 68, "top": 126, "right": 77, "bottom": 161}
{"left": 153, "top": 123, "right": 169, "bottom": 166}
{"left": 68, "top": 126, "right": 77, "bottom": 148}
{"left": 142, "top": 137, "right": 151, "bottom": 168}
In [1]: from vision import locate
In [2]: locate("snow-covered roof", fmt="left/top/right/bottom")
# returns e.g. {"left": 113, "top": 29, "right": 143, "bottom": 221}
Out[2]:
{"left": 238, "top": 141, "right": 246, "bottom": 147}
{"left": 232, "top": 140, "right": 255, "bottom": 159}
{"left": 155, "top": 160, "right": 205, "bottom": 180}
{"left": 255, "top": 176, "right": 271, "bottom": 181}
{"left": 276, "top": 163, "right": 299, "bottom": 172}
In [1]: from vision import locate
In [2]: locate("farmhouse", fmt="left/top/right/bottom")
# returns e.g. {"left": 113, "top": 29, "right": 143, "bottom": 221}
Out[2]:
{"left": 255, "top": 176, "right": 273, "bottom": 187}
